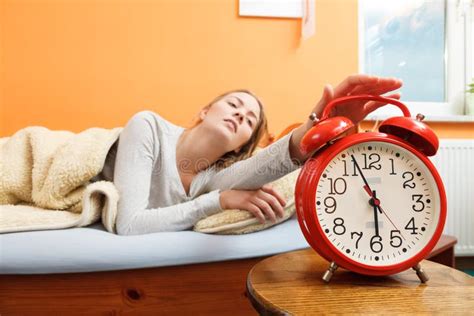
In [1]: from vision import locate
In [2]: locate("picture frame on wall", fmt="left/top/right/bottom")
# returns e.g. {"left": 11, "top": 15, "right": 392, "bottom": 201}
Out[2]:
{"left": 239, "top": 0, "right": 304, "bottom": 18}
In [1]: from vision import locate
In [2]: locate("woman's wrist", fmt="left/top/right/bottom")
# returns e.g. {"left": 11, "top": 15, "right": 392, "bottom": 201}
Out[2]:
{"left": 288, "top": 120, "right": 315, "bottom": 165}
{"left": 219, "top": 190, "right": 228, "bottom": 210}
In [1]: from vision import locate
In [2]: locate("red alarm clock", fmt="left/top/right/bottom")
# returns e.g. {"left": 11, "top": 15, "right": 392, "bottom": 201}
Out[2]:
{"left": 295, "top": 95, "right": 447, "bottom": 283}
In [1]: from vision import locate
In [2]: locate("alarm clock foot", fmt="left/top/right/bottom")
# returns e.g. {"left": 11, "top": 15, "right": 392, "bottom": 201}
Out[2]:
{"left": 413, "top": 263, "right": 429, "bottom": 283}
{"left": 322, "top": 261, "right": 338, "bottom": 283}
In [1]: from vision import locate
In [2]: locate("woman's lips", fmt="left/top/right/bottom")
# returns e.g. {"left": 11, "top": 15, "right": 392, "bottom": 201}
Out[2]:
{"left": 224, "top": 119, "right": 237, "bottom": 133}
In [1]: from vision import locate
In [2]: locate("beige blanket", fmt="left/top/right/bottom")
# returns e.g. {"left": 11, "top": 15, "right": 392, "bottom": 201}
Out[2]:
{"left": 0, "top": 126, "right": 123, "bottom": 234}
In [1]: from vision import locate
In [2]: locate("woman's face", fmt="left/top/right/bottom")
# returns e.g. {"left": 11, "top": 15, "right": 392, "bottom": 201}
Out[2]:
{"left": 200, "top": 92, "right": 261, "bottom": 153}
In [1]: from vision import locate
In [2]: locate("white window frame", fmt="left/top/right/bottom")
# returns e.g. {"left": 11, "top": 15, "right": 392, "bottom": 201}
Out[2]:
{"left": 359, "top": 0, "right": 474, "bottom": 122}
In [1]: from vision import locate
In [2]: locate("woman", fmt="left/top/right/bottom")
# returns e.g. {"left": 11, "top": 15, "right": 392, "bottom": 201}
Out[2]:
{"left": 96, "top": 74, "right": 402, "bottom": 235}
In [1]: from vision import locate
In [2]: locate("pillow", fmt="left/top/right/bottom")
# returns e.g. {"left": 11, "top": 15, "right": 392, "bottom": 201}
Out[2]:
{"left": 193, "top": 167, "right": 300, "bottom": 235}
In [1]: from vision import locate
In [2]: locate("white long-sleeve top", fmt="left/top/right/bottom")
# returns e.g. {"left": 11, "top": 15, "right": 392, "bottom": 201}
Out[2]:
{"left": 94, "top": 110, "right": 301, "bottom": 235}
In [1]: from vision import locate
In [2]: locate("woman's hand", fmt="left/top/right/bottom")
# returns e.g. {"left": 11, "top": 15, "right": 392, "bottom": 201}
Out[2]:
{"left": 289, "top": 74, "right": 403, "bottom": 165}
{"left": 219, "top": 185, "right": 287, "bottom": 224}
{"left": 310, "top": 74, "right": 403, "bottom": 125}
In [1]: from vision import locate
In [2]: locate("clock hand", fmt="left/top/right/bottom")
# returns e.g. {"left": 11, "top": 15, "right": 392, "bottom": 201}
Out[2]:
{"left": 351, "top": 155, "right": 373, "bottom": 194}
{"left": 352, "top": 154, "right": 406, "bottom": 240}
{"left": 351, "top": 155, "right": 382, "bottom": 214}
{"left": 376, "top": 204, "right": 406, "bottom": 241}
{"left": 372, "top": 190, "right": 380, "bottom": 237}
{"left": 367, "top": 190, "right": 407, "bottom": 241}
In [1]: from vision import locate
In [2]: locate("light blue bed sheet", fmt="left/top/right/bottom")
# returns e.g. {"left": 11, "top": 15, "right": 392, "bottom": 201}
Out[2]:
{"left": 0, "top": 216, "right": 310, "bottom": 274}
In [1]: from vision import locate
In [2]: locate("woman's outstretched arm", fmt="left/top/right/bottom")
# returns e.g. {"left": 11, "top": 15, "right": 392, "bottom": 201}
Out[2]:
{"left": 113, "top": 111, "right": 223, "bottom": 235}
{"left": 205, "top": 129, "right": 302, "bottom": 192}
{"left": 206, "top": 75, "right": 403, "bottom": 193}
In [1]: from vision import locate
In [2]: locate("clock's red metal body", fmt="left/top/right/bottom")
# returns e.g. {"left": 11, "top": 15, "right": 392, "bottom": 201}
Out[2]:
{"left": 295, "top": 95, "right": 447, "bottom": 276}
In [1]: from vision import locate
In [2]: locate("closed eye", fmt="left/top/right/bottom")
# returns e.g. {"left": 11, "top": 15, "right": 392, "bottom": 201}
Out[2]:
{"left": 228, "top": 101, "right": 254, "bottom": 127}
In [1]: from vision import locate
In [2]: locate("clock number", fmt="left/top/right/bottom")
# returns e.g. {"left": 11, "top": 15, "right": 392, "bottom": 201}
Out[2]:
{"left": 362, "top": 153, "right": 382, "bottom": 170}
{"left": 351, "top": 159, "right": 358, "bottom": 176}
{"left": 342, "top": 160, "right": 349, "bottom": 177}
{"left": 390, "top": 230, "right": 403, "bottom": 248}
{"left": 351, "top": 231, "right": 363, "bottom": 249}
{"left": 370, "top": 235, "right": 383, "bottom": 253}
{"left": 328, "top": 177, "right": 347, "bottom": 195}
{"left": 342, "top": 159, "right": 358, "bottom": 176}
{"left": 404, "top": 217, "right": 419, "bottom": 235}
{"left": 389, "top": 158, "right": 397, "bottom": 175}
{"left": 333, "top": 217, "right": 346, "bottom": 235}
{"left": 411, "top": 194, "right": 425, "bottom": 212}
{"left": 323, "top": 196, "right": 337, "bottom": 214}
{"left": 402, "top": 172, "right": 416, "bottom": 189}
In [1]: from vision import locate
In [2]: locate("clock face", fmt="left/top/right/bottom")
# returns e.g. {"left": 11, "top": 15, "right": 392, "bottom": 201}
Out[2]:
{"left": 315, "top": 141, "right": 440, "bottom": 266}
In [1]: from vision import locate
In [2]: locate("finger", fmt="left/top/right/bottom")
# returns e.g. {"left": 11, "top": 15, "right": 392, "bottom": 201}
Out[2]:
{"left": 349, "top": 78, "right": 403, "bottom": 96}
{"left": 258, "top": 189, "right": 285, "bottom": 219}
{"left": 247, "top": 204, "right": 266, "bottom": 224}
{"left": 384, "top": 92, "right": 401, "bottom": 99}
{"left": 363, "top": 93, "right": 402, "bottom": 114}
{"left": 321, "top": 84, "right": 335, "bottom": 117}
{"left": 321, "top": 84, "right": 335, "bottom": 104}
{"left": 261, "top": 185, "right": 287, "bottom": 207}
{"left": 333, "top": 74, "right": 379, "bottom": 97}
{"left": 252, "top": 198, "right": 277, "bottom": 223}
{"left": 312, "top": 84, "right": 334, "bottom": 118}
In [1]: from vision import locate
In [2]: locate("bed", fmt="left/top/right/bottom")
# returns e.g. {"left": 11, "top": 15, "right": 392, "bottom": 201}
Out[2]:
{"left": 0, "top": 215, "right": 309, "bottom": 314}
{"left": 0, "top": 217, "right": 456, "bottom": 314}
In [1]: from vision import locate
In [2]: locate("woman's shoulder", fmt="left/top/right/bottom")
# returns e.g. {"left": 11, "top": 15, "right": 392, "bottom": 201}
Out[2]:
{"left": 128, "top": 110, "right": 165, "bottom": 124}
{"left": 127, "top": 110, "right": 183, "bottom": 135}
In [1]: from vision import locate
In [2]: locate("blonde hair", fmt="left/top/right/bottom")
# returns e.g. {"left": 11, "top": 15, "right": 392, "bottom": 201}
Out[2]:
{"left": 187, "top": 89, "right": 268, "bottom": 171}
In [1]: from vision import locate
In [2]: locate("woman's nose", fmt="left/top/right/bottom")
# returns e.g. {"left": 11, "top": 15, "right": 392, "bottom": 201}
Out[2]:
{"left": 234, "top": 112, "right": 244, "bottom": 123}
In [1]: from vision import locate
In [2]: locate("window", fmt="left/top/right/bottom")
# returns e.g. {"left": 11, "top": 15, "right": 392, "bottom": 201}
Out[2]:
{"left": 359, "top": 0, "right": 473, "bottom": 121}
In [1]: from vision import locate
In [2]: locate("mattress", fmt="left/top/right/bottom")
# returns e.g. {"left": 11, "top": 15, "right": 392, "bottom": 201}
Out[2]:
{"left": 0, "top": 215, "right": 309, "bottom": 274}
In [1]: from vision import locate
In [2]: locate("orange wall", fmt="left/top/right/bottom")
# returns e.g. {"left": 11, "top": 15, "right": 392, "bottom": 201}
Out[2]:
{"left": 1, "top": 0, "right": 473, "bottom": 139}
{"left": 0, "top": 0, "right": 4, "bottom": 127}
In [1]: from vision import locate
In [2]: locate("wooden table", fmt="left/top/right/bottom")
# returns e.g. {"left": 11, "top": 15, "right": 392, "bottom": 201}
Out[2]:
{"left": 247, "top": 249, "right": 474, "bottom": 315}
